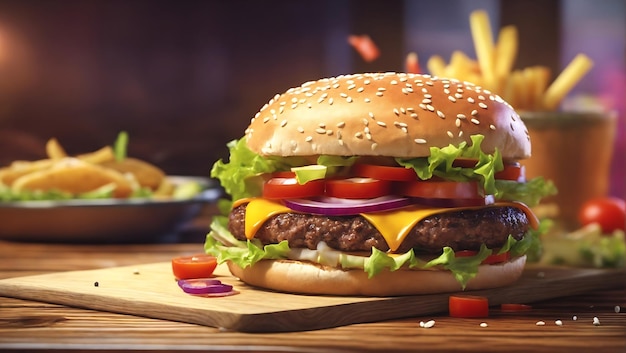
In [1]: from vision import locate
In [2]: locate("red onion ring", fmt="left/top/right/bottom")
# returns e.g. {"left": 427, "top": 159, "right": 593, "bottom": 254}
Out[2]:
{"left": 177, "top": 278, "right": 235, "bottom": 296}
{"left": 283, "top": 195, "right": 413, "bottom": 216}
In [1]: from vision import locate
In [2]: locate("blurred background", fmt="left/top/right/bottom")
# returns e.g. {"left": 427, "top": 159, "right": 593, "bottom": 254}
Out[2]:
{"left": 0, "top": 0, "right": 623, "bottom": 198}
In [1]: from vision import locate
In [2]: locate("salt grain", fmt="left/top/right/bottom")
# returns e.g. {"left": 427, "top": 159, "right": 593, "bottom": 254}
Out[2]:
{"left": 535, "top": 321, "right": 545, "bottom": 326}
{"left": 480, "top": 322, "right": 488, "bottom": 328}
{"left": 593, "top": 317, "right": 600, "bottom": 326}
{"left": 615, "top": 305, "right": 621, "bottom": 313}
{"left": 573, "top": 315, "right": 578, "bottom": 321}
{"left": 423, "top": 320, "right": 436, "bottom": 328}
{"left": 555, "top": 320, "right": 563, "bottom": 326}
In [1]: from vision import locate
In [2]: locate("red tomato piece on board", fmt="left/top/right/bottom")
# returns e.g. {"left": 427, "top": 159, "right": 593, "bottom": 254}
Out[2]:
{"left": 171, "top": 254, "right": 218, "bottom": 280}
{"left": 449, "top": 295, "right": 489, "bottom": 318}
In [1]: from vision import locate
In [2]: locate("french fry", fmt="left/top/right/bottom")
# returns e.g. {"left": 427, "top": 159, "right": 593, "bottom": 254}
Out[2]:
{"left": 469, "top": 10, "right": 496, "bottom": 90}
{"left": 76, "top": 146, "right": 115, "bottom": 165}
{"left": 45, "top": 138, "right": 68, "bottom": 160}
{"left": 446, "top": 50, "right": 476, "bottom": 80}
{"left": 426, "top": 55, "right": 447, "bottom": 77}
{"left": 494, "top": 25, "right": 518, "bottom": 80}
{"left": 542, "top": 54, "right": 594, "bottom": 110}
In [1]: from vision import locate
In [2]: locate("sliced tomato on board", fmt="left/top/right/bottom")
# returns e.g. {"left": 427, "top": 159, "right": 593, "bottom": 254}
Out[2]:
{"left": 394, "top": 180, "right": 483, "bottom": 200}
{"left": 455, "top": 250, "right": 511, "bottom": 265}
{"left": 325, "top": 178, "right": 391, "bottom": 199}
{"left": 500, "top": 303, "right": 532, "bottom": 312}
{"left": 171, "top": 254, "right": 218, "bottom": 280}
{"left": 263, "top": 177, "right": 325, "bottom": 199}
{"left": 351, "top": 164, "right": 418, "bottom": 181}
{"left": 449, "top": 295, "right": 489, "bottom": 318}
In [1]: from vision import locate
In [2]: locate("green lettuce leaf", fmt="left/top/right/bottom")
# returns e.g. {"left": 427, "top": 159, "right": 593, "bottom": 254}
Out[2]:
{"left": 396, "top": 135, "right": 503, "bottom": 195}
{"left": 495, "top": 177, "right": 557, "bottom": 207}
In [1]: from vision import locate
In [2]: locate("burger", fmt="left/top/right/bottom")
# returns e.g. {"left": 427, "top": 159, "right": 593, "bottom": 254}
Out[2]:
{"left": 206, "top": 72, "right": 555, "bottom": 296}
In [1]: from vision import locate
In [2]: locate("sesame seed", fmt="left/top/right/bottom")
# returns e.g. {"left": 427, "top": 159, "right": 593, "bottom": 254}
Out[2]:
{"left": 437, "top": 110, "right": 445, "bottom": 119}
{"left": 364, "top": 98, "right": 371, "bottom": 103}
{"left": 400, "top": 107, "right": 406, "bottom": 114}
{"left": 471, "top": 118, "right": 480, "bottom": 125}
{"left": 326, "top": 130, "right": 333, "bottom": 135}
{"left": 455, "top": 118, "right": 462, "bottom": 127}
{"left": 394, "top": 121, "right": 408, "bottom": 127}
{"left": 489, "top": 124, "right": 496, "bottom": 130}
{"left": 332, "top": 83, "right": 340, "bottom": 89}
{"left": 376, "top": 92, "right": 384, "bottom": 97}
{"left": 368, "top": 112, "right": 375, "bottom": 119}
{"left": 365, "top": 133, "right": 372, "bottom": 140}
{"left": 414, "top": 138, "right": 427, "bottom": 144}
{"left": 364, "top": 79, "right": 371, "bottom": 85}
{"left": 317, "top": 97, "right": 325, "bottom": 103}
{"left": 340, "top": 93, "right": 348, "bottom": 98}
{"left": 423, "top": 320, "right": 435, "bottom": 328}
{"left": 355, "top": 132, "right": 363, "bottom": 139}
{"left": 455, "top": 93, "right": 463, "bottom": 99}
{"left": 615, "top": 305, "right": 621, "bottom": 313}
{"left": 478, "top": 95, "right": 486, "bottom": 100}
{"left": 555, "top": 320, "right": 563, "bottom": 326}
{"left": 338, "top": 140, "right": 344, "bottom": 146}
{"left": 390, "top": 80, "right": 398, "bottom": 85}
{"left": 479, "top": 102, "right": 488, "bottom": 109}
{"left": 536, "top": 321, "right": 545, "bottom": 326}
{"left": 291, "top": 97, "right": 298, "bottom": 103}
{"left": 393, "top": 108, "right": 400, "bottom": 116}
{"left": 457, "top": 114, "right": 466, "bottom": 119}
{"left": 364, "top": 126, "right": 370, "bottom": 133}
{"left": 458, "top": 130, "right": 463, "bottom": 137}
{"left": 362, "top": 118, "right": 369, "bottom": 126}
{"left": 280, "top": 120, "right": 288, "bottom": 127}
{"left": 410, "top": 113, "right": 418, "bottom": 119}
{"left": 593, "top": 317, "right": 600, "bottom": 326}
{"left": 426, "top": 105, "right": 435, "bottom": 112}
{"left": 422, "top": 98, "right": 432, "bottom": 104}
{"left": 480, "top": 323, "right": 488, "bottom": 328}
{"left": 319, "top": 123, "right": 326, "bottom": 128}
{"left": 419, "top": 103, "right": 427, "bottom": 110}
{"left": 263, "top": 117, "right": 270, "bottom": 123}
{"left": 347, "top": 84, "right": 356, "bottom": 90}
{"left": 297, "top": 127, "right": 304, "bottom": 133}
{"left": 471, "top": 109, "right": 478, "bottom": 116}
{"left": 291, "top": 103, "right": 298, "bottom": 109}
{"left": 376, "top": 121, "right": 387, "bottom": 127}
{"left": 329, "top": 98, "right": 334, "bottom": 105}
{"left": 371, "top": 143, "right": 378, "bottom": 150}
{"left": 378, "top": 87, "right": 386, "bottom": 91}
{"left": 467, "top": 97, "right": 475, "bottom": 103}
{"left": 448, "top": 96, "right": 457, "bottom": 102}
{"left": 444, "top": 89, "right": 450, "bottom": 94}
{"left": 357, "top": 87, "right": 364, "bottom": 92}
{"left": 573, "top": 316, "right": 578, "bottom": 321}
{"left": 447, "top": 131, "right": 454, "bottom": 138}
{"left": 315, "top": 128, "right": 326, "bottom": 134}
{"left": 336, "top": 122, "right": 345, "bottom": 128}
{"left": 346, "top": 96, "right": 353, "bottom": 103}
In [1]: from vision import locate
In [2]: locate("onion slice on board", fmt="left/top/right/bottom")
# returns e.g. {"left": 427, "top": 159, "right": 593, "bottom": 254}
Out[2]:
{"left": 283, "top": 195, "right": 413, "bottom": 216}
{"left": 177, "top": 278, "right": 238, "bottom": 297}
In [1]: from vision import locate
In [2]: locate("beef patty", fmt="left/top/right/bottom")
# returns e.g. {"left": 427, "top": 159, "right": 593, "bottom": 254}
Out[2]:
{"left": 228, "top": 204, "right": 530, "bottom": 254}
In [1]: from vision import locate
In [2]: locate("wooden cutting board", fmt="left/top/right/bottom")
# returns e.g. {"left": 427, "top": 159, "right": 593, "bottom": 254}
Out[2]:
{"left": 0, "top": 262, "right": 623, "bottom": 332}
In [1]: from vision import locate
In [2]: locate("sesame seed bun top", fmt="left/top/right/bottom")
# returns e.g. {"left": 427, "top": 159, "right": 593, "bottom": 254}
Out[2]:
{"left": 245, "top": 72, "right": 531, "bottom": 160}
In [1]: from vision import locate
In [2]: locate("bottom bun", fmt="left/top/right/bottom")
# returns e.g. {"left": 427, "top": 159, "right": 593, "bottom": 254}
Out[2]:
{"left": 227, "top": 255, "right": 527, "bottom": 296}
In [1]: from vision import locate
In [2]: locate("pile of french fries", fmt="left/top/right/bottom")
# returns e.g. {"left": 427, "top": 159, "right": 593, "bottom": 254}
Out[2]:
{"left": 419, "top": 10, "right": 593, "bottom": 111}
{"left": 0, "top": 136, "right": 175, "bottom": 200}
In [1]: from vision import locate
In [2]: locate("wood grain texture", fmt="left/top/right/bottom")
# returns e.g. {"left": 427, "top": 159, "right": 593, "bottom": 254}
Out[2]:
{"left": 1, "top": 241, "right": 625, "bottom": 352}
{"left": 0, "top": 261, "right": 624, "bottom": 332}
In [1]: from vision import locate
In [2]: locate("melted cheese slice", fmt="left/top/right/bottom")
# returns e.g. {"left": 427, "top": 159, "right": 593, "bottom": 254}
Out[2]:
{"left": 235, "top": 198, "right": 538, "bottom": 252}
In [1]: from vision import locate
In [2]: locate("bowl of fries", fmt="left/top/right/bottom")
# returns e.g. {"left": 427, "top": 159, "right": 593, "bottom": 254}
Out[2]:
{"left": 0, "top": 133, "right": 222, "bottom": 243}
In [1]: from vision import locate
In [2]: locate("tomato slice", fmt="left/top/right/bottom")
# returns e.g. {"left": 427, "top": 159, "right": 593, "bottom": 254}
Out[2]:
{"left": 394, "top": 180, "right": 482, "bottom": 199}
{"left": 495, "top": 162, "right": 526, "bottom": 182}
{"left": 263, "top": 177, "right": 325, "bottom": 199}
{"left": 171, "top": 254, "right": 218, "bottom": 280}
{"left": 351, "top": 164, "right": 418, "bottom": 181}
{"left": 500, "top": 303, "right": 532, "bottom": 312}
{"left": 449, "top": 295, "right": 489, "bottom": 318}
{"left": 456, "top": 250, "right": 511, "bottom": 265}
{"left": 325, "top": 177, "right": 391, "bottom": 199}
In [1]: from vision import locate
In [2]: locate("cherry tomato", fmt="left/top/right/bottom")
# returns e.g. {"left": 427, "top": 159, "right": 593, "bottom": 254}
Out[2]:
{"left": 495, "top": 162, "right": 526, "bottom": 182}
{"left": 171, "top": 254, "right": 218, "bottom": 280}
{"left": 500, "top": 303, "right": 532, "bottom": 312}
{"left": 455, "top": 250, "right": 511, "bottom": 265}
{"left": 449, "top": 295, "right": 489, "bottom": 318}
{"left": 578, "top": 197, "right": 626, "bottom": 233}
{"left": 394, "top": 180, "right": 482, "bottom": 200}
{"left": 351, "top": 164, "right": 418, "bottom": 181}
{"left": 263, "top": 177, "right": 325, "bottom": 199}
{"left": 325, "top": 177, "right": 391, "bottom": 199}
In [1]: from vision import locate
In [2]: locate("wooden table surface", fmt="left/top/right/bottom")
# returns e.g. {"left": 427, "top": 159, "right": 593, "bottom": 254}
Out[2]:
{"left": 1, "top": 240, "right": 625, "bottom": 353}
